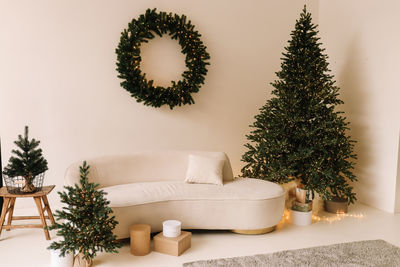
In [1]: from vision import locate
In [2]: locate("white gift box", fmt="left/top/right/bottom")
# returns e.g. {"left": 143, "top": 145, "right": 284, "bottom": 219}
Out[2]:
{"left": 162, "top": 220, "right": 182, "bottom": 238}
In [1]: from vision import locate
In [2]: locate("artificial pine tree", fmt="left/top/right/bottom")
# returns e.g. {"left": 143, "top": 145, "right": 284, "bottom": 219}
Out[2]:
{"left": 241, "top": 6, "right": 357, "bottom": 204}
{"left": 48, "top": 161, "right": 121, "bottom": 266}
{"left": 3, "top": 126, "right": 48, "bottom": 193}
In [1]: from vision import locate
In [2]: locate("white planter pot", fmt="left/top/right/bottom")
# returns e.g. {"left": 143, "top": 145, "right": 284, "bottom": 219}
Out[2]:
{"left": 291, "top": 209, "right": 312, "bottom": 226}
{"left": 50, "top": 249, "right": 74, "bottom": 267}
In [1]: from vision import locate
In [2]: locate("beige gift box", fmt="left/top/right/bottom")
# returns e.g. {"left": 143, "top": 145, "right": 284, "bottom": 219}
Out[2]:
{"left": 154, "top": 231, "right": 191, "bottom": 256}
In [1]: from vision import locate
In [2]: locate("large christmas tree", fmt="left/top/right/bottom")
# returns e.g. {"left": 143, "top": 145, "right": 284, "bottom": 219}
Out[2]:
{"left": 241, "top": 6, "right": 357, "bottom": 203}
{"left": 48, "top": 161, "right": 121, "bottom": 264}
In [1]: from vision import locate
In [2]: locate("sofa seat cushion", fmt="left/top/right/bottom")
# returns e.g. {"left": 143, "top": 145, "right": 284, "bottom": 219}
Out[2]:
{"left": 102, "top": 178, "right": 284, "bottom": 208}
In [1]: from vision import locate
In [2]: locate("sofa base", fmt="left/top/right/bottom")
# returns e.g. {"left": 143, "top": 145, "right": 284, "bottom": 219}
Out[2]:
{"left": 232, "top": 226, "right": 276, "bottom": 235}
{"left": 116, "top": 226, "right": 277, "bottom": 242}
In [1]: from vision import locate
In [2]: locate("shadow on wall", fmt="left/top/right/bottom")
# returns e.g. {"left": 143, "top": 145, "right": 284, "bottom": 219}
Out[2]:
{"left": 395, "top": 133, "right": 400, "bottom": 213}
{"left": 337, "top": 35, "right": 373, "bottom": 204}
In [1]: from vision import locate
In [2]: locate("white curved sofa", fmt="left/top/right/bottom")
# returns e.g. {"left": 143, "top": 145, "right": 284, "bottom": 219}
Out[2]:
{"left": 65, "top": 151, "right": 285, "bottom": 239}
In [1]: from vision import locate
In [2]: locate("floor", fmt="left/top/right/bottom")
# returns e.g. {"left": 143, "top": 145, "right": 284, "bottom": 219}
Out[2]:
{"left": 0, "top": 203, "right": 399, "bottom": 267}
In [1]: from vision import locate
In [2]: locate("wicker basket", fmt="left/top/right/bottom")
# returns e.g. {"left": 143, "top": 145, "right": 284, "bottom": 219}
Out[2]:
{"left": 4, "top": 172, "right": 45, "bottom": 194}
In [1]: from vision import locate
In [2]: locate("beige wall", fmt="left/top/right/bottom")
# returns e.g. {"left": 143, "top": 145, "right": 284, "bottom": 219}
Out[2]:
{"left": 319, "top": 0, "right": 400, "bottom": 213}
{"left": 0, "top": 0, "right": 318, "bottom": 208}
{"left": 3, "top": 0, "right": 398, "bottom": 213}
{"left": 395, "top": 134, "right": 400, "bottom": 213}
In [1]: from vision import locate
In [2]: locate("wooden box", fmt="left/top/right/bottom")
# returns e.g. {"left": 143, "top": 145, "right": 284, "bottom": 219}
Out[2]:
{"left": 153, "top": 231, "right": 191, "bottom": 256}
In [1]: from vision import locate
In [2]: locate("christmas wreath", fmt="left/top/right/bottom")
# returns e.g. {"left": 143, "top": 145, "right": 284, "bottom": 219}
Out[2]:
{"left": 116, "top": 9, "right": 210, "bottom": 109}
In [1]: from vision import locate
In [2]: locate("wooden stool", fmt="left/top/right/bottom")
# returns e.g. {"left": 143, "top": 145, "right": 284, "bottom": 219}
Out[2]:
{"left": 0, "top": 185, "right": 56, "bottom": 240}
{"left": 130, "top": 224, "right": 151, "bottom": 256}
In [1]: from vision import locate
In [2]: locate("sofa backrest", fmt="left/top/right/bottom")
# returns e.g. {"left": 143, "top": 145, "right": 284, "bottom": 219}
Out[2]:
{"left": 65, "top": 151, "right": 234, "bottom": 188}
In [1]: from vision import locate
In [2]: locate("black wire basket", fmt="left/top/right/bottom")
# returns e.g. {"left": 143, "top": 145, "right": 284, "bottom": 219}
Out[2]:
{"left": 3, "top": 172, "right": 45, "bottom": 194}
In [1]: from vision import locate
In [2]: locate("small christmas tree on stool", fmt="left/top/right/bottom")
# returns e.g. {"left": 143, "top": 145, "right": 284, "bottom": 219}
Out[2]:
{"left": 241, "top": 6, "right": 357, "bottom": 204}
{"left": 3, "top": 126, "right": 48, "bottom": 193}
{"left": 48, "top": 161, "right": 121, "bottom": 267}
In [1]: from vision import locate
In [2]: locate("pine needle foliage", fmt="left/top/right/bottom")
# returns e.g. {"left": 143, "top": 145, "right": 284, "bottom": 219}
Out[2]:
{"left": 3, "top": 126, "right": 48, "bottom": 178}
{"left": 3, "top": 126, "right": 48, "bottom": 192}
{"left": 241, "top": 6, "right": 357, "bottom": 203}
{"left": 48, "top": 161, "right": 121, "bottom": 260}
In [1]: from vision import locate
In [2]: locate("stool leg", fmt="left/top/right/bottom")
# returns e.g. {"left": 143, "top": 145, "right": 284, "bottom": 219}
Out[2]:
{"left": 41, "top": 195, "right": 55, "bottom": 225}
{"left": 34, "top": 197, "right": 50, "bottom": 240}
{"left": 0, "top": 197, "right": 11, "bottom": 237}
{"left": 6, "top": 198, "right": 16, "bottom": 231}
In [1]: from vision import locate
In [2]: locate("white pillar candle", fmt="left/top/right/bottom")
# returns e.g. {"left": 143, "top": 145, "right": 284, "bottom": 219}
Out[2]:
{"left": 50, "top": 249, "right": 74, "bottom": 267}
{"left": 162, "top": 220, "right": 181, "bottom": 237}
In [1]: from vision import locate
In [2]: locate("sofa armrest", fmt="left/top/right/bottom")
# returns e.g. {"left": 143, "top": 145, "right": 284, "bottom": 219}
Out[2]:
{"left": 64, "top": 162, "right": 82, "bottom": 187}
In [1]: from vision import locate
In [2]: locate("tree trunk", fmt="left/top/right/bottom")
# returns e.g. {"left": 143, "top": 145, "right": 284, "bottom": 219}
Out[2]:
{"left": 73, "top": 253, "right": 92, "bottom": 267}
{"left": 21, "top": 174, "right": 35, "bottom": 193}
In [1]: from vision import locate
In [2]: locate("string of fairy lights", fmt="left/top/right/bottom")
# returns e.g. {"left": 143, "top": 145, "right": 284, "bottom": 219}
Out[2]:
{"left": 47, "top": 162, "right": 121, "bottom": 260}
{"left": 281, "top": 209, "right": 365, "bottom": 224}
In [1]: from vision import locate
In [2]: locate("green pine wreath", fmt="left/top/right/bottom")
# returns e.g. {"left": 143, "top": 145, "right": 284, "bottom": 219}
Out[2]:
{"left": 116, "top": 8, "right": 210, "bottom": 109}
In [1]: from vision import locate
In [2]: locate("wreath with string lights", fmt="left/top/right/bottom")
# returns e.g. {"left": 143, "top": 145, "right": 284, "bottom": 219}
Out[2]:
{"left": 116, "top": 9, "right": 210, "bottom": 109}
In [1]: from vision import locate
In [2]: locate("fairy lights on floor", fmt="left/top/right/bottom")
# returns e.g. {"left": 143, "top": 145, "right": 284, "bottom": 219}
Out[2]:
{"left": 312, "top": 212, "right": 365, "bottom": 223}
{"left": 282, "top": 209, "right": 291, "bottom": 222}
{"left": 280, "top": 209, "right": 365, "bottom": 224}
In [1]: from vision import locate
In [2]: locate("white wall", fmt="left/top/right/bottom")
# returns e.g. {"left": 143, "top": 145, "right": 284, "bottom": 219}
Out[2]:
{"left": 0, "top": 0, "right": 318, "bottom": 208}
{"left": 319, "top": 0, "right": 400, "bottom": 213}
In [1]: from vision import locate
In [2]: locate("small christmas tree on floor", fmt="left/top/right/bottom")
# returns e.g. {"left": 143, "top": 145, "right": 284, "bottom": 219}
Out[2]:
{"left": 48, "top": 161, "right": 121, "bottom": 267}
{"left": 241, "top": 6, "right": 357, "bottom": 204}
{"left": 3, "top": 126, "right": 48, "bottom": 193}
